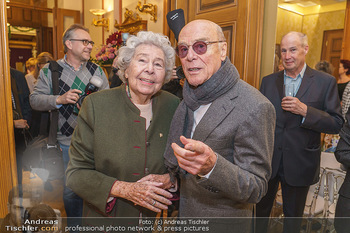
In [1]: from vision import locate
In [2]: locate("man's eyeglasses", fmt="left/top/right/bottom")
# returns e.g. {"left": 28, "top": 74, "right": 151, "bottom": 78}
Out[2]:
{"left": 69, "top": 39, "right": 95, "bottom": 46}
{"left": 176, "top": 40, "right": 225, "bottom": 58}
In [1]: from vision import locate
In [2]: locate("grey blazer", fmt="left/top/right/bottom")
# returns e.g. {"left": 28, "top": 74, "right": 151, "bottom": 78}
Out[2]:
{"left": 176, "top": 79, "right": 276, "bottom": 221}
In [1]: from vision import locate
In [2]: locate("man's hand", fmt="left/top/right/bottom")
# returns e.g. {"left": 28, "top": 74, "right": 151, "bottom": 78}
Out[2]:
{"left": 171, "top": 136, "right": 217, "bottom": 176}
{"left": 56, "top": 89, "right": 82, "bottom": 105}
{"left": 281, "top": 96, "right": 307, "bottom": 117}
{"left": 14, "top": 119, "right": 29, "bottom": 129}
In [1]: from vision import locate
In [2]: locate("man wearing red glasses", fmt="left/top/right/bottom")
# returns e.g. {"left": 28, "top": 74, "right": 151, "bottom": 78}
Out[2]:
{"left": 163, "top": 19, "right": 276, "bottom": 232}
{"left": 30, "top": 24, "right": 109, "bottom": 232}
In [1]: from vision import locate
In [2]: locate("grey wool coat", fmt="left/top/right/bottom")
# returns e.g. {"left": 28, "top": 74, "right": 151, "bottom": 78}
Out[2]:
{"left": 66, "top": 85, "right": 180, "bottom": 218}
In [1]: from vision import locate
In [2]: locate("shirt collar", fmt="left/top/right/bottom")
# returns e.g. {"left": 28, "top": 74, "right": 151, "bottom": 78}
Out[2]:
{"left": 284, "top": 63, "right": 307, "bottom": 80}
{"left": 63, "top": 54, "right": 85, "bottom": 71}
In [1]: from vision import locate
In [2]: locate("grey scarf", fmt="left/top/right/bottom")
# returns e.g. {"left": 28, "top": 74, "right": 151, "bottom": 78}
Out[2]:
{"left": 164, "top": 57, "right": 240, "bottom": 178}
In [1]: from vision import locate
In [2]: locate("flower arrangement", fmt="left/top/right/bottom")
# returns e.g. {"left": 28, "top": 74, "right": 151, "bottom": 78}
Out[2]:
{"left": 94, "top": 31, "right": 123, "bottom": 66}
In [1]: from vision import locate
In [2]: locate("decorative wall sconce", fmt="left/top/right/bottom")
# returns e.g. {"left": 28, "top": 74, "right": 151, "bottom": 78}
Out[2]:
{"left": 136, "top": 0, "right": 157, "bottom": 22}
{"left": 114, "top": 9, "right": 147, "bottom": 35}
{"left": 90, "top": 9, "right": 110, "bottom": 32}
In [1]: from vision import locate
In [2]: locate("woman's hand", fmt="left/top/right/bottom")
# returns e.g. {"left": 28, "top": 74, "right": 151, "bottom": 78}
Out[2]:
{"left": 110, "top": 180, "right": 173, "bottom": 212}
{"left": 138, "top": 174, "right": 173, "bottom": 190}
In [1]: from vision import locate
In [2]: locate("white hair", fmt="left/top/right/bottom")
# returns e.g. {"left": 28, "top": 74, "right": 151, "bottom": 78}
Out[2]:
{"left": 282, "top": 31, "right": 308, "bottom": 47}
{"left": 117, "top": 31, "right": 175, "bottom": 83}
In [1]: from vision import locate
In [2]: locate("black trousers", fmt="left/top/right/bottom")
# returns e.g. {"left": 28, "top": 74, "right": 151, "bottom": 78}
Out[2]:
{"left": 255, "top": 161, "right": 309, "bottom": 233}
{"left": 334, "top": 194, "right": 350, "bottom": 233}
{"left": 14, "top": 129, "right": 26, "bottom": 185}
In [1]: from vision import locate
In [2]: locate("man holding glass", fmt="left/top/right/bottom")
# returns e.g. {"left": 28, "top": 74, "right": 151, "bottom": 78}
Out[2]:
{"left": 257, "top": 31, "right": 343, "bottom": 233}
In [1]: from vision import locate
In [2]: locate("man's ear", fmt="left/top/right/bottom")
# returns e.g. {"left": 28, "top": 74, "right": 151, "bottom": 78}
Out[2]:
{"left": 220, "top": 42, "right": 227, "bottom": 61}
{"left": 304, "top": 45, "right": 309, "bottom": 55}
{"left": 65, "top": 40, "right": 73, "bottom": 50}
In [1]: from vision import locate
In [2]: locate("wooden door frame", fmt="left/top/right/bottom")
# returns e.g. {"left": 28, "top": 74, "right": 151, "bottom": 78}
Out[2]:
{"left": 321, "top": 29, "right": 343, "bottom": 79}
{"left": 0, "top": 0, "right": 18, "bottom": 217}
{"left": 54, "top": 8, "right": 81, "bottom": 59}
{"left": 242, "top": 0, "right": 265, "bottom": 88}
{"left": 322, "top": 29, "right": 344, "bottom": 58}
{"left": 342, "top": 0, "right": 350, "bottom": 59}
{"left": 165, "top": 0, "right": 264, "bottom": 89}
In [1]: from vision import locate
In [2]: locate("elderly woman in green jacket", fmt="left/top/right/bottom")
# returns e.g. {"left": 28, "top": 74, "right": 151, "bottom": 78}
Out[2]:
{"left": 66, "top": 31, "right": 180, "bottom": 218}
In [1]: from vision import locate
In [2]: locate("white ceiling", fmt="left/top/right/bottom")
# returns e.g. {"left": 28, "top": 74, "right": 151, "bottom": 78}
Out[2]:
{"left": 278, "top": 0, "right": 345, "bottom": 7}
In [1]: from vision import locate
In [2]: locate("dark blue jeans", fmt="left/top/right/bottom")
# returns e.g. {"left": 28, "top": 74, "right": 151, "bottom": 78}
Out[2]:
{"left": 60, "top": 143, "right": 83, "bottom": 232}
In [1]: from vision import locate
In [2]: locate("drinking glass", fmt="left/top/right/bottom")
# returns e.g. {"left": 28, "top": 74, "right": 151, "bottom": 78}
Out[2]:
{"left": 284, "top": 83, "right": 295, "bottom": 97}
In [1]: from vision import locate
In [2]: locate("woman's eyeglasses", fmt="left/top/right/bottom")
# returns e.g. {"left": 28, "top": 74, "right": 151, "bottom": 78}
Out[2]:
{"left": 176, "top": 40, "right": 225, "bottom": 58}
{"left": 69, "top": 39, "right": 95, "bottom": 46}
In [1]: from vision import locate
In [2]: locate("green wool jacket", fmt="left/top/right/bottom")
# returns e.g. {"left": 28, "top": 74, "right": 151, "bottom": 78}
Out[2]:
{"left": 66, "top": 85, "right": 180, "bottom": 218}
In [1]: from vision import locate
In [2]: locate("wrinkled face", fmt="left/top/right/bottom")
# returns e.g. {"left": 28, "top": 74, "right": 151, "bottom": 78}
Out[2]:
{"left": 66, "top": 29, "right": 93, "bottom": 62}
{"left": 125, "top": 44, "right": 166, "bottom": 103}
{"left": 178, "top": 20, "right": 227, "bottom": 87}
{"left": 280, "top": 34, "right": 308, "bottom": 77}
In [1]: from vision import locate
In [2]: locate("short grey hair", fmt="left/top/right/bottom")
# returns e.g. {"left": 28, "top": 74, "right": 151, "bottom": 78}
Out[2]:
{"left": 62, "top": 24, "right": 90, "bottom": 53}
{"left": 117, "top": 31, "right": 175, "bottom": 83}
{"left": 282, "top": 31, "right": 308, "bottom": 48}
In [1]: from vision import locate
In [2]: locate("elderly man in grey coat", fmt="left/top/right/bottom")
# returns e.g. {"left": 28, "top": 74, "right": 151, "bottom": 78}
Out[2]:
{"left": 142, "top": 19, "right": 275, "bottom": 232}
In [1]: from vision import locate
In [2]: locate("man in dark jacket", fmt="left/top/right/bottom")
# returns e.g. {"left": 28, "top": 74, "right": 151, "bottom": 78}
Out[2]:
{"left": 10, "top": 68, "right": 32, "bottom": 185}
{"left": 257, "top": 31, "right": 343, "bottom": 233}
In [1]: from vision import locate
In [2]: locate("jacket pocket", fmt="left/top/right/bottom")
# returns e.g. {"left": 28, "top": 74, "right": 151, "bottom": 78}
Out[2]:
{"left": 305, "top": 145, "right": 321, "bottom": 151}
